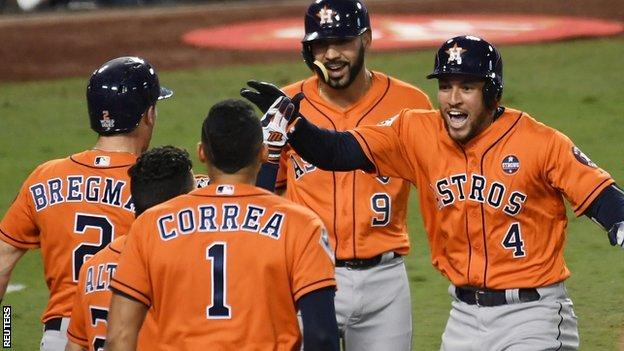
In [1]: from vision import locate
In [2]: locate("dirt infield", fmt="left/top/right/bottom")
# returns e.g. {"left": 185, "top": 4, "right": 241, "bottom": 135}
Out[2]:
{"left": 0, "top": 0, "right": 622, "bottom": 81}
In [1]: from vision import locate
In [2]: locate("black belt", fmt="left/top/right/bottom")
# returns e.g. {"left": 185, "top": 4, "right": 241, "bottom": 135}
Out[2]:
{"left": 456, "top": 286, "right": 540, "bottom": 307}
{"left": 335, "top": 252, "right": 400, "bottom": 269}
{"left": 44, "top": 317, "right": 62, "bottom": 331}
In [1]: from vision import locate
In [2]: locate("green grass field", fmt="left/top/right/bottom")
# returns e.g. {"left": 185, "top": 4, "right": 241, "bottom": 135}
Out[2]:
{"left": 1, "top": 36, "right": 623, "bottom": 349}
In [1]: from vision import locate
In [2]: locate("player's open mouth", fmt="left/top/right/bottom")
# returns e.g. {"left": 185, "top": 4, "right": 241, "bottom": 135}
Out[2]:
{"left": 446, "top": 110, "right": 469, "bottom": 128}
{"left": 325, "top": 62, "right": 348, "bottom": 79}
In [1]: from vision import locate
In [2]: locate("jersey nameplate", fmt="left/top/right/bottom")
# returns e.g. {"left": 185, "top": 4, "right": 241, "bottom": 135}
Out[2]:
{"left": 29, "top": 176, "right": 134, "bottom": 213}
{"left": 84, "top": 262, "right": 117, "bottom": 294}
{"left": 157, "top": 204, "right": 285, "bottom": 241}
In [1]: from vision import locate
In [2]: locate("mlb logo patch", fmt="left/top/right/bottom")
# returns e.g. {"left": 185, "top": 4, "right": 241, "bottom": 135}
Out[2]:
{"left": 501, "top": 155, "right": 520, "bottom": 174}
{"left": 94, "top": 156, "right": 111, "bottom": 167}
{"left": 216, "top": 184, "right": 235, "bottom": 195}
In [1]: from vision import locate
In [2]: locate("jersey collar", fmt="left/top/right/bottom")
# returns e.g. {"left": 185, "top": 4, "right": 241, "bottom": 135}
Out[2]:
{"left": 450, "top": 108, "right": 524, "bottom": 152}
{"left": 70, "top": 150, "right": 137, "bottom": 169}
{"left": 302, "top": 71, "right": 389, "bottom": 115}
{"left": 189, "top": 182, "right": 273, "bottom": 198}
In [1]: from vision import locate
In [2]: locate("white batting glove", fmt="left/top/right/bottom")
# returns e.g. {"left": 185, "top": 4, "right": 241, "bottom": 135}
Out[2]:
{"left": 608, "top": 221, "right": 624, "bottom": 248}
{"left": 262, "top": 96, "right": 294, "bottom": 164}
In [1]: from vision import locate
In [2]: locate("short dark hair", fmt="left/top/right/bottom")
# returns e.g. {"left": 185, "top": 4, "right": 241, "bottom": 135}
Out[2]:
{"left": 201, "top": 99, "right": 263, "bottom": 174}
{"left": 128, "top": 145, "right": 194, "bottom": 216}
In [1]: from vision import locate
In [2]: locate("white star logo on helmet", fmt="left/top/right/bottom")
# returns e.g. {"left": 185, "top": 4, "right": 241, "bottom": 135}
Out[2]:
{"left": 317, "top": 5, "right": 334, "bottom": 25}
{"left": 446, "top": 43, "right": 467, "bottom": 64}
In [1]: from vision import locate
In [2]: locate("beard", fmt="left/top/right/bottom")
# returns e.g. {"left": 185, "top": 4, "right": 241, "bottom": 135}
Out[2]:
{"left": 325, "top": 44, "right": 366, "bottom": 90}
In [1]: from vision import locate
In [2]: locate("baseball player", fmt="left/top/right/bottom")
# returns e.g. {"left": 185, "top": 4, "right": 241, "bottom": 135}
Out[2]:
{"left": 241, "top": 1, "right": 431, "bottom": 349}
{"left": 251, "top": 35, "right": 624, "bottom": 350}
{"left": 65, "top": 145, "right": 195, "bottom": 351}
{"left": 105, "top": 99, "right": 339, "bottom": 351}
{"left": 0, "top": 56, "right": 172, "bottom": 351}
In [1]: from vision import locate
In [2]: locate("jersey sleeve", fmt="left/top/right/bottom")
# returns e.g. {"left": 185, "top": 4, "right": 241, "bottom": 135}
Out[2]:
{"left": 0, "top": 173, "right": 41, "bottom": 249}
{"left": 543, "top": 129, "right": 614, "bottom": 216}
{"left": 66, "top": 266, "right": 89, "bottom": 348}
{"left": 109, "top": 220, "right": 152, "bottom": 307}
{"left": 288, "top": 216, "right": 336, "bottom": 302}
{"left": 349, "top": 110, "right": 416, "bottom": 182}
{"left": 275, "top": 146, "right": 289, "bottom": 189}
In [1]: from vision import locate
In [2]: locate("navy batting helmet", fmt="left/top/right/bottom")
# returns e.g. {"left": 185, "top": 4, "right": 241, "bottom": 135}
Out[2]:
{"left": 301, "top": 0, "right": 371, "bottom": 69}
{"left": 87, "top": 56, "right": 173, "bottom": 136}
{"left": 427, "top": 35, "right": 503, "bottom": 107}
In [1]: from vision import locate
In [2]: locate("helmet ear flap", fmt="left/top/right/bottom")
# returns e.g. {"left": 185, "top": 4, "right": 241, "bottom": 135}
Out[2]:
{"left": 302, "top": 42, "right": 315, "bottom": 71}
{"left": 482, "top": 79, "right": 502, "bottom": 109}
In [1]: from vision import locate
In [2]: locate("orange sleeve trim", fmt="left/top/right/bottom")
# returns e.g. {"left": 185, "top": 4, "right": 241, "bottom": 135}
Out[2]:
{"left": 0, "top": 228, "right": 39, "bottom": 249}
{"left": 66, "top": 329, "right": 89, "bottom": 344}
{"left": 573, "top": 178, "right": 614, "bottom": 217}
{"left": 110, "top": 278, "right": 151, "bottom": 307}
{"left": 294, "top": 278, "right": 336, "bottom": 301}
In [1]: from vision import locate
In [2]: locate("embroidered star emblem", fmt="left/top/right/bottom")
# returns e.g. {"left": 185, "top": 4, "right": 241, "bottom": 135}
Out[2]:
{"left": 317, "top": 5, "right": 334, "bottom": 25}
{"left": 446, "top": 43, "right": 467, "bottom": 64}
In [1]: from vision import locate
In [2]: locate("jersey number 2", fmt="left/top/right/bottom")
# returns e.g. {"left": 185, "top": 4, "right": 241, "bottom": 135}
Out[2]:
{"left": 206, "top": 242, "right": 232, "bottom": 319}
{"left": 72, "top": 213, "right": 114, "bottom": 282}
{"left": 501, "top": 222, "right": 526, "bottom": 258}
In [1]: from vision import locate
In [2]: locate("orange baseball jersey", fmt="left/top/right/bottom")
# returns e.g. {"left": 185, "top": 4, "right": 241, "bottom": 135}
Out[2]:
{"left": 67, "top": 236, "right": 155, "bottom": 351}
{"left": 110, "top": 183, "right": 336, "bottom": 350}
{"left": 280, "top": 72, "right": 432, "bottom": 259}
{"left": 351, "top": 108, "right": 614, "bottom": 289}
{"left": 0, "top": 150, "right": 136, "bottom": 322}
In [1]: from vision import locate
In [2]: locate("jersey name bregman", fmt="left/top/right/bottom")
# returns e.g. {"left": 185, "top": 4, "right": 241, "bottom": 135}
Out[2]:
{"left": 435, "top": 173, "right": 528, "bottom": 216}
{"left": 29, "top": 176, "right": 134, "bottom": 213}
{"left": 157, "top": 204, "right": 285, "bottom": 241}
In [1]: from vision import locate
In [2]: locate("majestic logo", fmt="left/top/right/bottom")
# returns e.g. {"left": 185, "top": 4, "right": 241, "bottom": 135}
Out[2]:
{"left": 216, "top": 184, "right": 235, "bottom": 195}
{"left": 377, "top": 115, "right": 398, "bottom": 127}
{"left": 572, "top": 146, "right": 597, "bottom": 168}
{"left": 94, "top": 156, "right": 111, "bottom": 167}
{"left": 446, "top": 43, "right": 467, "bottom": 64}
{"left": 100, "top": 111, "right": 115, "bottom": 129}
{"left": 317, "top": 5, "right": 335, "bottom": 25}
{"left": 501, "top": 155, "right": 520, "bottom": 175}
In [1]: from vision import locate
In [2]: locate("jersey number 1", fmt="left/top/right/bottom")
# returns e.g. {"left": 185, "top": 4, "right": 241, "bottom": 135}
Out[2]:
{"left": 206, "top": 242, "right": 232, "bottom": 319}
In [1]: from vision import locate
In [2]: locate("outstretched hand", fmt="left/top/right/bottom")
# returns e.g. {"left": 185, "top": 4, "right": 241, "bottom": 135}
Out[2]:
{"left": 261, "top": 93, "right": 305, "bottom": 164}
{"left": 241, "top": 80, "right": 304, "bottom": 117}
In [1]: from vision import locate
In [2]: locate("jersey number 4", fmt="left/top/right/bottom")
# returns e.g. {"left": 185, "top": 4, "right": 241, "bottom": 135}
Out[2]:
{"left": 206, "top": 242, "right": 232, "bottom": 319}
{"left": 501, "top": 222, "right": 526, "bottom": 258}
{"left": 72, "top": 213, "right": 115, "bottom": 282}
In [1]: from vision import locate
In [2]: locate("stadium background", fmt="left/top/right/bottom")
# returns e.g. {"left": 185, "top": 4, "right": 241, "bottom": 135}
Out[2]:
{"left": 0, "top": 0, "right": 623, "bottom": 349}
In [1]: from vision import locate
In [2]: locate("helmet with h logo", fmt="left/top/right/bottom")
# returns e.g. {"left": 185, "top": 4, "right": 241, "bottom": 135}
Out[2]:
{"left": 427, "top": 35, "right": 503, "bottom": 107}
{"left": 301, "top": 0, "right": 371, "bottom": 70}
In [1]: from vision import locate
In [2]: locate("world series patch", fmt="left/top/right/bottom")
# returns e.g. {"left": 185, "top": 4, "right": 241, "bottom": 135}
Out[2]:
{"left": 572, "top": 146, "right": 597, "bottom": 168}
{"left": 501, "top": 155, "right": 520, "bottom": 174}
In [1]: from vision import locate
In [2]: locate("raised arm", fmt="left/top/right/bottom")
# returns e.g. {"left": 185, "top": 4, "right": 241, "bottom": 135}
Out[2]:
{"left": 288, "top": 116, "right": 374, "bottom": 172}
{"left": 241, "top": 81, "right": 374, "bottom": 173}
